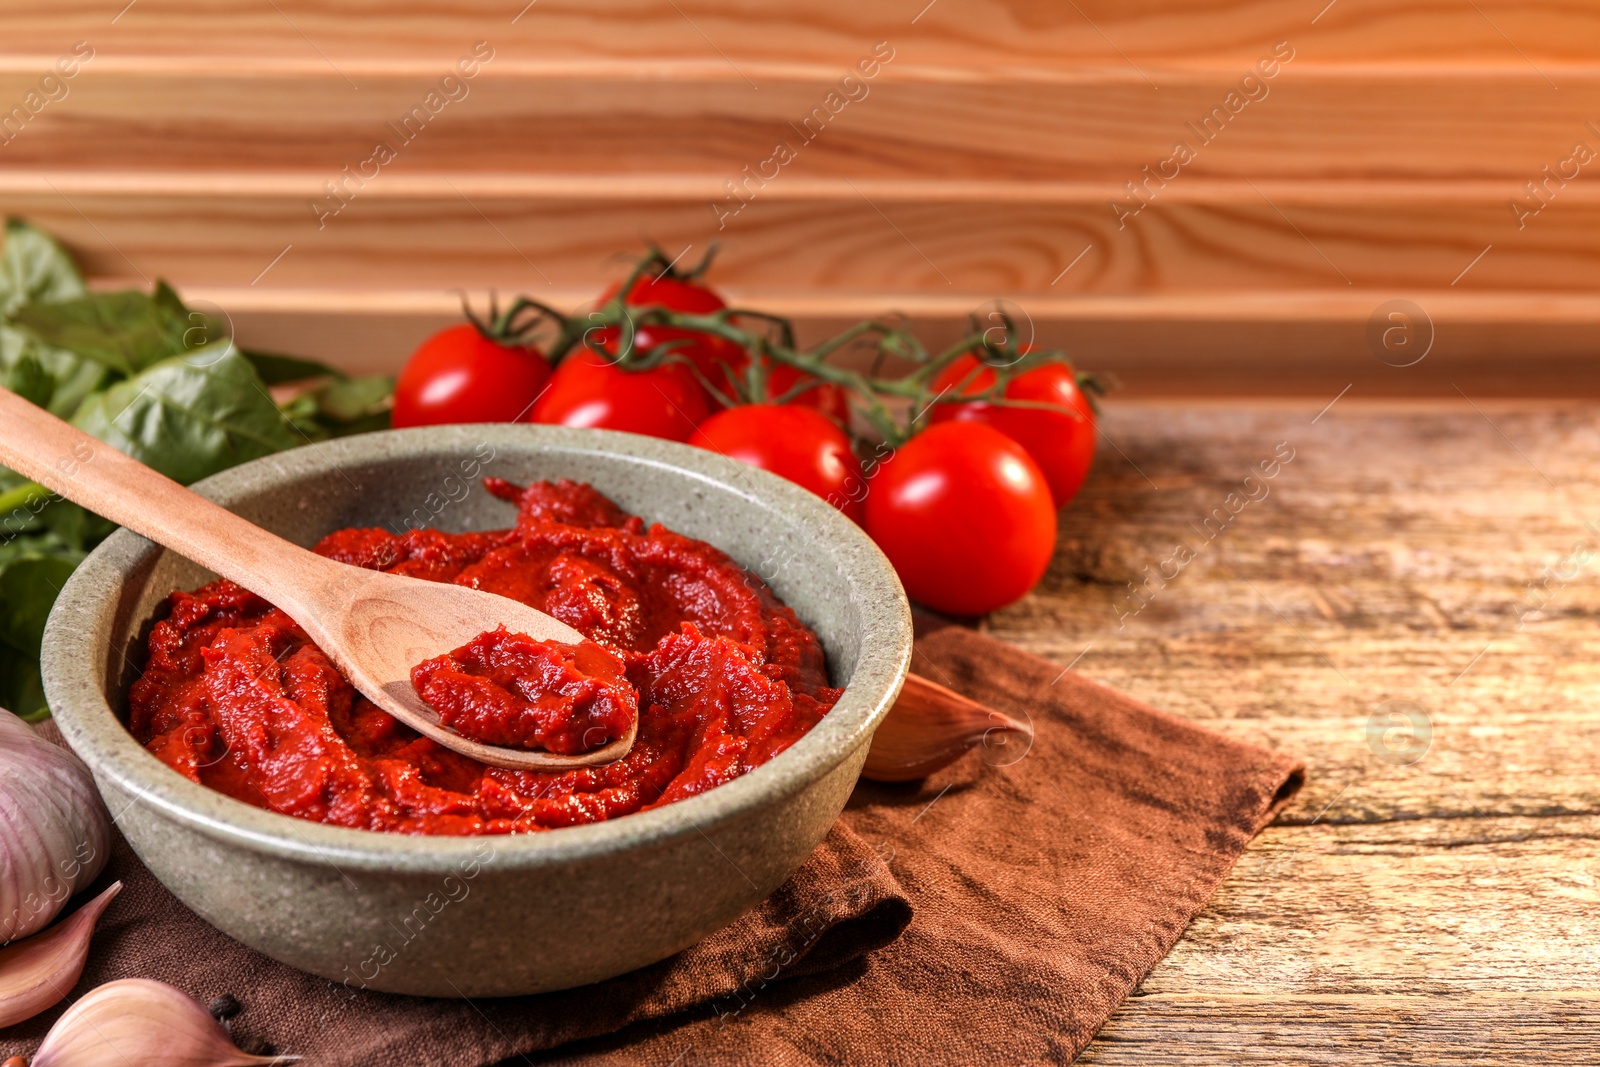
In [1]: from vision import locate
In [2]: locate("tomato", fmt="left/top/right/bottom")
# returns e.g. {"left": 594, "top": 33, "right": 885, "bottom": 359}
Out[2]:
{"left": 686, "top": 353, "right": 850, "bottom": 422}
{"left": 532, "top": 344, "right": 712, "bottom": 441}
{"left": 689, "top": 405, "right": 865, "bottom": 521}
{"left": 765, "top": 362, "right": 851, "bottom": 425}
{"left": 930, "top": 355, "right": 1096, "bottom": 507}
{"left": 599, "top": 269, "right": 847, "bottom": 421}
{"left": 602, "top": 271, "right": 726, "bottom": 316}
{"left": 624, "top": 324, "right": 746, "bottom": 404}
{"left": 600, "top": 272, "right": 747, "bottom": 402}
{"left": 391, "top": 323, "right": 551, "bottom": 427}
{"left": 864, "top": 422, "right": 1056, "bottom": 616}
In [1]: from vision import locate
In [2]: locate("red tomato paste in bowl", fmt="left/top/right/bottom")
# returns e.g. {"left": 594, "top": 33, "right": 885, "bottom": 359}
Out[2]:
{"left": 411, "top": 628, "right": 638, "bottom": 754}
{"left": 126, "top": 479, "right": 842, "bottom": 835}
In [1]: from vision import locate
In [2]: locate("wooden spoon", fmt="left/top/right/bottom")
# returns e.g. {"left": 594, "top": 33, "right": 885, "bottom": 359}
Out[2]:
{"left": 0, "top": 386, "right": 635, "bottom": 771}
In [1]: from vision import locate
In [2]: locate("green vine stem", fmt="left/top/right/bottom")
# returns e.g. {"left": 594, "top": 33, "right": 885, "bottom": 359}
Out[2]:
{"left": 537, "top": 252, "right": 1109, "bottom": 447}
{"left": 459, "top": 291, "right": 565, "bottom": 352}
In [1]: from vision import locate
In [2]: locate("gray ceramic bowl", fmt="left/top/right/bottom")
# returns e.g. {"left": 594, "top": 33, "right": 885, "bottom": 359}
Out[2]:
{"left": 42, "top": 425, "right": 911, "bottom": 996}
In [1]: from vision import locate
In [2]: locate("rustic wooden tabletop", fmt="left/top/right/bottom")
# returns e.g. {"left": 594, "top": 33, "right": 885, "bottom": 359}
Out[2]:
{"left": 989, "top": 399, "right": 1599, "bottom": 1065}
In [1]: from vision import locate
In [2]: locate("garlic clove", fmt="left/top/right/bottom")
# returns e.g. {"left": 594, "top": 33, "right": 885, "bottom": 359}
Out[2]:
{"left": 861, "top": 672, "right": 1034, "bottom": 782}
{"left": 0, "top": 881, "right": 121, "bottom": 1028}
{"left": 32, "top": 978, "right": 296, "bottom": 1067}
{"left": 0, "top": 709, "right": 111, "bottom": 944}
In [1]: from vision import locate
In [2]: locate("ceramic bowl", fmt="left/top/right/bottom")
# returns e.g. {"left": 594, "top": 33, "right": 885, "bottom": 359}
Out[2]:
{"left": 42, "top": 425, "right": 912, "bottom": 996}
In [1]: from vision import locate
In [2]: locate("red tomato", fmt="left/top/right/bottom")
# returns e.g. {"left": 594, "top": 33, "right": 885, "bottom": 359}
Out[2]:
{"left": 930, "top": 355, "right": 1096, "bottom": 507}
{"left": 678, "top": 348, "right": 851, "bottom": 419}
{"left": 600, "top": 269, "right": 847, "bottom": 420}
{"left": 628, "top": 324, "right": 747, "bottom": 404}
{"left": 532, "top": 345, "right": 712, "bottom": 441}
{"left": 689, "top": 405, "right": 865, "bottom": 521}
{"left": 602, "top": 271, "right": 726, "bottom": 315}
{"left": 864, "top": 422, "right": 1056, "bottom": 616}
{"left": 600, "top": 272, "right": 746, "bottom": 401}
{"left": 765, "top": 362, "right": 851, "bottom": 425}
{"left": 391, "top": 323, "right": 551, "bottom": 427}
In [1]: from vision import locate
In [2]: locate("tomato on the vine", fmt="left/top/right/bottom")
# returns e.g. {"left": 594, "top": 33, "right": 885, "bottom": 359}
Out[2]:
{"left": 930, "top": 354, "right": 1096, "bottom": 508}
{"left": 601, "top": 271, "right": 747, "bottom": 401}
{"left": 532, "top": 343, "right": 711, "bottom": 441}
{"left": 601, "top": 268, "right": 847, "bottom": 420}
{"left": 602, "top": 271, "right": 726, "bottom": 316}
{"left": 391, "top": 323, "right": 550, "bottom": 427}
{"left": 764, "top": 362, "right": 851, "bottom": 425}
{"left": 864, "top": 422, "right": 1056, "bottom": 616}
{"left": 689, "top": 405, "right": 864, "bottom": 521}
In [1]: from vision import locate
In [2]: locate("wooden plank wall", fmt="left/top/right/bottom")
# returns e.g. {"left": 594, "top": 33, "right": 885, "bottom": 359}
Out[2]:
{"left": 2, "top": 1, "right": 1597, "bottom": 395}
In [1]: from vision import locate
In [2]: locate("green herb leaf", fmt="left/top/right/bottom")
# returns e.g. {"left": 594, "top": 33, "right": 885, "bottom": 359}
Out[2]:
{"left": 0, "top": 530, "right": 85, "bottom": 719}
{"left": 315, "top": 374, "right": 393, "bottom": 424}
{"left": 0, "top": 475, "right": 54, "bottom": 541}
{"left": 0, "top": 551, "right": 83, "bottom": 658}
{"left": 0, "top": 223, "right": 349, "bottom": 722}
{"left": 0, "top": 475, "right": 104, "bottom": 548}
{"left": 0, "top": 218, "right": 86, "bottom": 316}
{"left": 71, "top": 342, "right": 300, "bottom": 484}
{"left": 1, "top": 349, "right": 53, "bottom": 408}
{"left": 1, "top": 324, "right": 111, "bottom": 418}
{"left": 0, "top": 221, "right": 102, "bottom": 419}
{"left": 280, "top": 374, "right": 393, "bottom": 440}
{"left": 243, "top": 348, "right": 345, "bottom": 385}
{"left": 9, "top": 289, "right": 195, "bottom": 377}
{"left": 0, "top": 642, "right": 49, "bottom": 720}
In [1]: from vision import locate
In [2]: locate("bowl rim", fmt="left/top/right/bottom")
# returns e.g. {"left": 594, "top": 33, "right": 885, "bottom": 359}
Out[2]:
{"left": 42, "top": 424, "right": 912, "bottom": 873}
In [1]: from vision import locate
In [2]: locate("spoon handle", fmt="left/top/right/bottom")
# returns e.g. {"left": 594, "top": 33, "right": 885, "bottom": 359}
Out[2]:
{"left": 0, "top": 386, "right": 327, "bottom": 604}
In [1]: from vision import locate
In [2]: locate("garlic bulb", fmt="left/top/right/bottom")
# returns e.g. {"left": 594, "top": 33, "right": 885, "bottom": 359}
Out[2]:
{"left": 0, "top": 881, "right": 121, "bottom": 1027}
{"left": 862, "top": 672, "right": 1033, "bottom": 782}
{"left": 0, "top": 710, "right": 110, "bottom": 944}
{"left": 32, "top": 979, "right": 294, "bottom": 1067}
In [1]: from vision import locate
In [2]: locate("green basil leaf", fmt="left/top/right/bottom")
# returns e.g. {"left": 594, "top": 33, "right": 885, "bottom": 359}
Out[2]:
{"left": 71, "top": 342, "right": 300, "bottom": 485}
{"left": 151, "top": 278, "right": 187, "bottom": 317}
{"left": 41, "top": 497, "right": 111, "bottom": 548}
{"left": 316, "top": 374, "right": 393, "bottom": 424}
{"left": 39, "top": 349, "right": 111, "bottom": 418}
{"left": 10, "top": 289, "right": 194, "bottom": 377}
{"left": 0, "top": 218, "right": 86, "bottom": 316}
{"left": 153, "top": 279, "right": 239, "bottom": 352}
{"left": 0, "top": 324, "right": 110, "bottom": 419}
{"left": 0, "top": 508, "right": 110, "bottom": 724}
{"left": 277, "top": 391, "right": 326, "bottom": 441}
{"left": 279, "top": 374, "right": 392, "bottom": 440}
{"left": 243, "top": 348, "right": 345, "bottom": 385}
{"left": 0, "top": 527, "right": 82, "bottom": 567}
{"left": 0, "top": 477, "right": 103, "bottom": 549}
{"left": 0, "top": 475, "right": 50, "bottom": 541}
{"left": 1, "top": 349, "right": 53, "bottom": 408}
{"left": 0, "top": 552, "right": 82, "bottom": 658}
{"left": 0, "top": 642, "right": 48, "bottom": 720}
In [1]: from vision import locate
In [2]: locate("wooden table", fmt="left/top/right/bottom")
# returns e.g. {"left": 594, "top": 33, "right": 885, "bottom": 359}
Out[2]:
{"left": 990, "top": 399, "right": 1600, "bottom": 1065}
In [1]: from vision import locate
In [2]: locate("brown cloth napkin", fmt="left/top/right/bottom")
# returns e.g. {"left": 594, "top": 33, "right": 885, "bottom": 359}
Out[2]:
{"left": 7, "top": 626, "right": 1302, "bottom": 1066}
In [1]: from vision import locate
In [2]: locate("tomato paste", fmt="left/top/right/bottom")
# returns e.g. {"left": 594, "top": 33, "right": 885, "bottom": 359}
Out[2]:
{"left": 411, "top": 628, "right": 636, "bottom": 754}
{"left": 127, "top": 479, "right": 841, "bottom": 835}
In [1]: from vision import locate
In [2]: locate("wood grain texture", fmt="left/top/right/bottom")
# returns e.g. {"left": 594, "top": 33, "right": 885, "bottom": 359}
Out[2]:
{"left": 8, "top": 178, "right": 1600, "bottom": 395}
{"left": 4, "top": 184, "right": 1596, "bottom": 294}
{"left": 989, "top": 400, "right": 1600, "bottom": 1063}
{"left": 200, "top": 295, "right": 1600, "bottom": 398}
{"left": 4, "top": 1, "right": 1597, "bottom": 385}
{"left": 4, "top": 0, "right": 1594, "bottom": 67}
{"left": 0, "top": 69, "right": 1593, "bottom": 182}
{"left": 1076, "top": 993, "right": 1600, "bottom": 1064}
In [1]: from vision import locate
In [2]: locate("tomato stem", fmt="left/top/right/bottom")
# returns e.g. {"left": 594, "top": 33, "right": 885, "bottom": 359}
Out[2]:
{"left": 528, "top": 251, "right": 1113, "bottom": 448}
